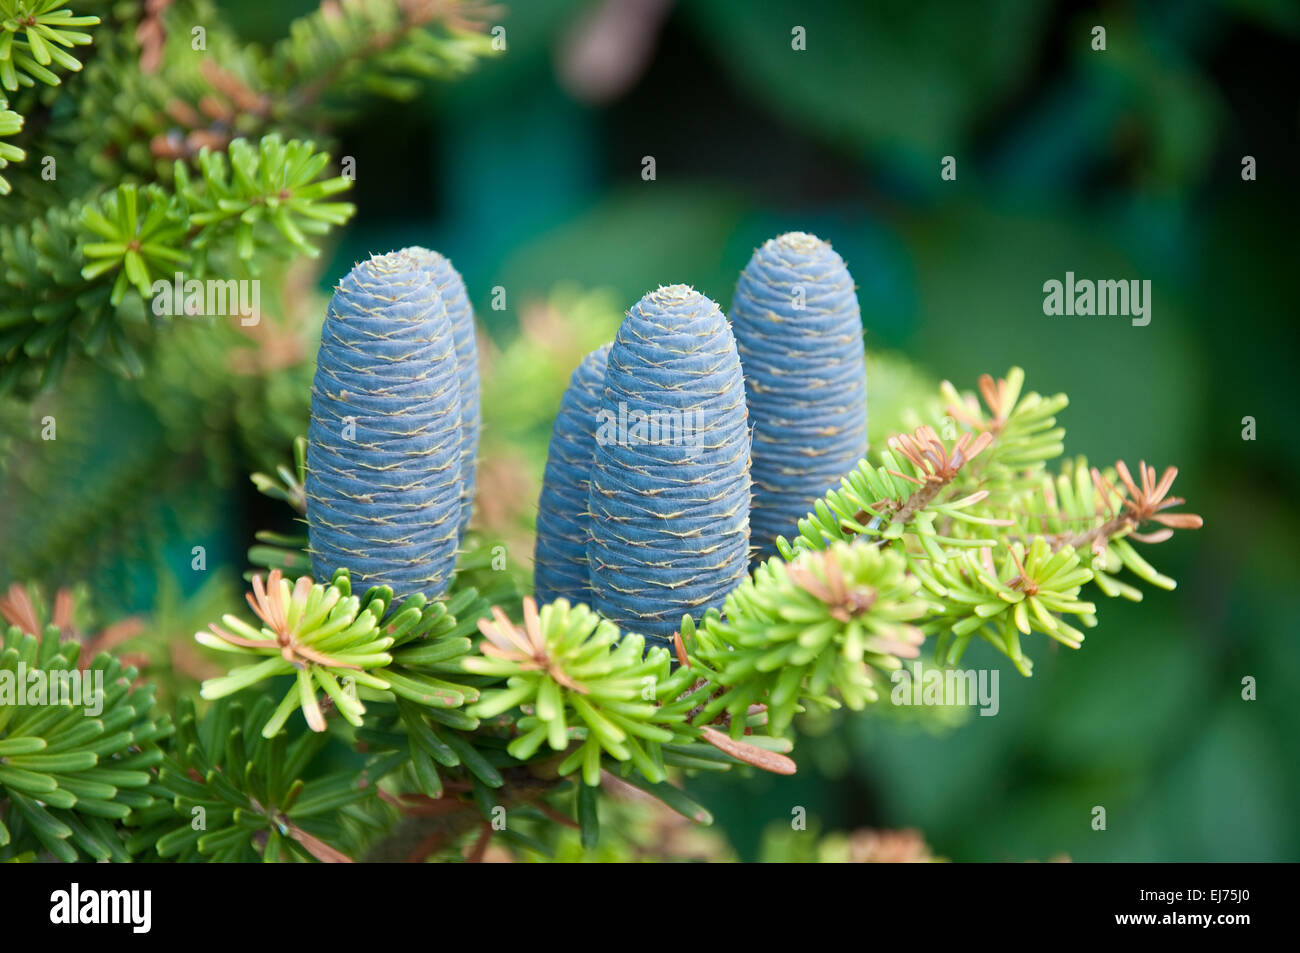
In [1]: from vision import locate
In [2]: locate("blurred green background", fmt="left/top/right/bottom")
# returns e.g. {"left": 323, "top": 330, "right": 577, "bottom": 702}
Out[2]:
{"left": 4, "top": 0, "right": 1297, "bottom": 861}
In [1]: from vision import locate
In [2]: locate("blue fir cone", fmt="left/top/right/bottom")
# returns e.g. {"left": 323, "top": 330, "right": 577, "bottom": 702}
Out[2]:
{"left": 403, "top": 246, "right": 480, "bottom": 538}
{"left": 305, "top": 249, "right": 463, "bottom": 602}
{"left": 587, "top": 285, "right": 751, "bottom": 640}
{"left": 730, "top": 232, "right": 868, "bottom": 560}
{"left": 533, "top": 343, "right": 611, "bottom": 607}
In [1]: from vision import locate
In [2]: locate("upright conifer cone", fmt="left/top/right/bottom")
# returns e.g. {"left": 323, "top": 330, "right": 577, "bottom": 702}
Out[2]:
{"left": 305, "top": 250, "right": 463, "bottom": 601}
{"left": 404, "top": 246, "right": 480, "bottom": 538}
{"left": 730, "top": 232, "right": 868, "bottom": 559}
{"left": 587, "top": 285, "right": 751, "bottom": 639}
{"left": 533, "top": 344, "right": 611, "bottom": 607}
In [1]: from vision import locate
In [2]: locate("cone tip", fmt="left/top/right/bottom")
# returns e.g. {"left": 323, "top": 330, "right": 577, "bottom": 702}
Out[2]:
{"left": 767, "top": 231, "right": 828, "bottom": 253}
{"left": 397, "top": 245, "right": 451, "bottom": 268}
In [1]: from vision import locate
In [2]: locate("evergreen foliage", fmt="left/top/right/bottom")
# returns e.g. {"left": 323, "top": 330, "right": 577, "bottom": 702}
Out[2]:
{"left": 130, "top": 694, "right": 389, "bottom": 862}
{"left": 0, "top": 3, "right": 1210, "bottom": 862}
{"left": 0, "top": 0, "right": 495, "bottom": 395}
{"left": 0, "top": 603, "right": 170, "bottom": 862}
{"left": 1, "top": 354, "right": 1203, "bottom": 861}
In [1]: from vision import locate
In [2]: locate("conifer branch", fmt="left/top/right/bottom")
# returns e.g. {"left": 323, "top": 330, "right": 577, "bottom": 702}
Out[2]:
{"left": 0, "top": 1, "right": 495, "bottom": 395}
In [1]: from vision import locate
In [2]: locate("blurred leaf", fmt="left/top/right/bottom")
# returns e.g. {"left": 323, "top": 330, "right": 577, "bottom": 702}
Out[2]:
{"left": 684, "top": 0, "right": 1050, "bottom": 158}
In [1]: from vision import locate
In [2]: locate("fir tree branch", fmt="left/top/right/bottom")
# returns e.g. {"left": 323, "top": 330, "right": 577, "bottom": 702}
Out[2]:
{"left": 275, "top": 0, "right": 499, "bottom": 115}
{"left": 0, "top": 1, "right": 495, "bottom": 395}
